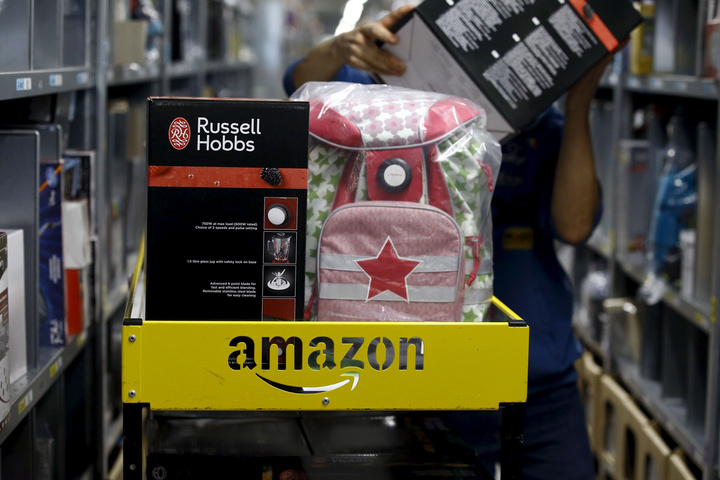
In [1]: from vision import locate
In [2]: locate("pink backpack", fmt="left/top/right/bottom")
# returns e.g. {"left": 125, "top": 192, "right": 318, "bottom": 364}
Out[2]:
{"left": 291, "top": 82, "right": 501, "bottom": 322}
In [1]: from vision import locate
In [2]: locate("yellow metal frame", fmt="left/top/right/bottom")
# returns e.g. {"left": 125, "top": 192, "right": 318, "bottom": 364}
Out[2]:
{"left": 122, "top": 314, "right": 527, "bottom": 411}
{"left": 123, "top": 309, "right": 527, "bottom": 411}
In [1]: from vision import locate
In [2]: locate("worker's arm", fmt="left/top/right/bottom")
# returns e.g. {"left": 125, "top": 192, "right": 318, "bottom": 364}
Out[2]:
{"left": 291, "top": 5, "right": 413, "bottom": 90}
{"left": 552, "top": 43, "right": 626, "bottom": 244}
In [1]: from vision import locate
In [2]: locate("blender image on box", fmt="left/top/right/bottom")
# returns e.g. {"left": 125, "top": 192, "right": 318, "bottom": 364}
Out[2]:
{"left": 267, "top": 233, "right": 291, "bottom": 263}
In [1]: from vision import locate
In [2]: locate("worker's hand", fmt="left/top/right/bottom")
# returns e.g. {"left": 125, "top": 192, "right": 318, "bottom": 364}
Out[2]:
{"left": 328, "top": 5, "right": 414, "bottom": 77}
{"left": 565, "top": 38, "right": 629, "bottom": 115}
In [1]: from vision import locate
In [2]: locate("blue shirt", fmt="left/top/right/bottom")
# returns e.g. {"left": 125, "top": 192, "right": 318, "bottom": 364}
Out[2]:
{"left": 284, "top": 61, "right": 600, "bottom": 395}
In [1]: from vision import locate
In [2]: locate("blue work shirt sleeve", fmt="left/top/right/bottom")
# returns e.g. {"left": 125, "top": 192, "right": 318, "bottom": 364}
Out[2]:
{"left": 283, "top": 61, "right": 375, "bottom": 97}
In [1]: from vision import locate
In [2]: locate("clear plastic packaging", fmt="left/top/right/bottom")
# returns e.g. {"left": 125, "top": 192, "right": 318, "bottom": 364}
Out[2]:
{"left": 291, "top": 82, "right": 502, "bottom": 322}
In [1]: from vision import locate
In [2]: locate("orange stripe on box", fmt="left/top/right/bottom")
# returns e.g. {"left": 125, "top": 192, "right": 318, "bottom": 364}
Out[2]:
{"left": 148, "top": 166, "right": 308, "bottom": 189}
{"left": 568, "top": 0, "right": 619, "bottom": 52}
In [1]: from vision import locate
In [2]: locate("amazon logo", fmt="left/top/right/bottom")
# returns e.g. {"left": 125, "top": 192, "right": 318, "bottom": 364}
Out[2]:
{"left": 227, "top": 335, "right": 424, "bottom": 394}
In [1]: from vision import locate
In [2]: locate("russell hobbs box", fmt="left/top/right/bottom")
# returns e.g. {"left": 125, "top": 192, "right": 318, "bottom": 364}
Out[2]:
{"left": 146, "top": 98, "right": 309, "bottom": 321}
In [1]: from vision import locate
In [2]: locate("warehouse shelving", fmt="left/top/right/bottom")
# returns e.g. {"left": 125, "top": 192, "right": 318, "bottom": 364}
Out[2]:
{"left": 0, "top": 0, "right": 257, "bottom": 478}
{"left": 572, "top": 0, "right": 720, "bottom": 475}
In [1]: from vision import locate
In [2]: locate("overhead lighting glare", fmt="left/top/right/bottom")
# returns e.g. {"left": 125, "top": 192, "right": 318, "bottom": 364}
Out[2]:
{"left": 334, "top": 0, "right": 368, "bottom": 36}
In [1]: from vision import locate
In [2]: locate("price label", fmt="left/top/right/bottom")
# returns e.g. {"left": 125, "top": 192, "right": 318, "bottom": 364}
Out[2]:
{"left": 15, "top": 78, "right": 32, "bottom": 91}
{"left": 49, "top": 74, "right": 63, "bottom": 87}
{"left": 650, "top": 77, "right": 664, "bottom": 90}
{"left": 77, "top": 72, "right": 89, "bottom": 84}
{"left": 18, "top": 390, "right": 34, "bottom": 415}
{"left": 49, "top": 357, "right": 64, "bottom": 378}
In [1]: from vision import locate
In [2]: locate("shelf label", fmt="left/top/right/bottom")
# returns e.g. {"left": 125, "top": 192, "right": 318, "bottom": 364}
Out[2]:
{"left": 649, "top": 77, "right": 664, "bottom": 90}
{"left": 18, "top": 389, "right": 34, "bottom": 415}
{"left": 49, "top": 357, "right": 64, "bottom": 378}
{"left": 712, "top": 297, "right": 717, "bottom": 324}
{"left": 674, "top": 81, "right": 688, "bottom": 92}
{"left": 77, "top": 72, "right": 89, "bottom": 84}
{"left": 49, "top": 74, "right": 63, "bottom": 87}
{"left": 15, "top": 78, "right": 32, "bottom": 91}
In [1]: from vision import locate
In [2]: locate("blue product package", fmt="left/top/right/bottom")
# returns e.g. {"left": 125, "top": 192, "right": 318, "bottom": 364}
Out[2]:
{"left": 38, "top": 163, "right": 66, "bottom": 346}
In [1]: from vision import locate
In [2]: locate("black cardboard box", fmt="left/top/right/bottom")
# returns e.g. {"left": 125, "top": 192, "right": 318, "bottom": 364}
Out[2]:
{"left": 146, "top": 98, "right": 309, "bottom": 321}
{"left": 379, "top": 0, "right": 642, "bottom": 142}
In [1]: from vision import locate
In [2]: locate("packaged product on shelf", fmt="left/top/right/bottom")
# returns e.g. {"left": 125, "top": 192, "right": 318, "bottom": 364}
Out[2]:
{"left": 62, "top": 152, "right": 95, "bottom": 334}
{"left": 291, "top": 82, "right": 502, "bottom": 322}
{"left": 0, "top": 232, "right": 10, "bottom": 431}
{"left": 616, "top": 139, "right": 654, "bottom": 266}
{"left": 630, "top": 1, "right": 655, "bottom": 74}
{"left": 377, "top": 0, "right": 643, "bottom": 142}
{"left": 146, "top": 97, "right": 309, "bottom": 321}
{"left": 705, "top": 17, "right": 720, "bottom": 78}
{"left": 38, "top": 161, "right": 66, "bottom": 346}
{"left": 0, "top": 125, "right": 68, "bottom": 346}
{"left": 578, "top": 267, "right": 610, "bottom": 342}
{"left": 131, "top": 0, "right": 164, "bottom": 66}
{"left": 0, "top": 130, "right": 37, "bottom": 384}
{"left": 0, "top": 230, "right": 27, "bottom": 386}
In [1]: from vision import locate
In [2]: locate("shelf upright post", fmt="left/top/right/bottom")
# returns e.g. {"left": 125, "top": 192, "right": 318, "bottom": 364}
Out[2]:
{"left": 703, "top": 98, "right": 720, "bottom": 480}
{"left": 500, "top": 402, "right": 525, "bottom": 480}
{"left": 599, "top": 64, "right": 632, "bottom": 369}
{"left": 161, "top": 0, "right": 171, "bottom": 95}
{"left": 94, "top": 0, "right": 112, "bottom": 477}
{"left": 123, "top": 402, "right": 146, "bottom": 480}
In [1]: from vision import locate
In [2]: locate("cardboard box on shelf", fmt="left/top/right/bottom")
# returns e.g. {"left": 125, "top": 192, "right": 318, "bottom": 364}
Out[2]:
{"left": 145, "top": 97, "right": 309, "bottom": 321}
{"left": 379, "top": 0, "right": 643, "bottom": 142}
{"left": 112, "top": 20, "right": 148, "bottom": 66}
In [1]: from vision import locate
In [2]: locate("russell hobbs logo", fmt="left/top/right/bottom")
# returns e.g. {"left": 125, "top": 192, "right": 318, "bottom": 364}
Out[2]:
{"left": 169, "top": 117, "right": 191, "bottom": 150}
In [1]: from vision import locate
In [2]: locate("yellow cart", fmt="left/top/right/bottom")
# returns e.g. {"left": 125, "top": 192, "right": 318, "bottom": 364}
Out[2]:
{"left": 122, "top": 249, "right": 529, "bottom": 479}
